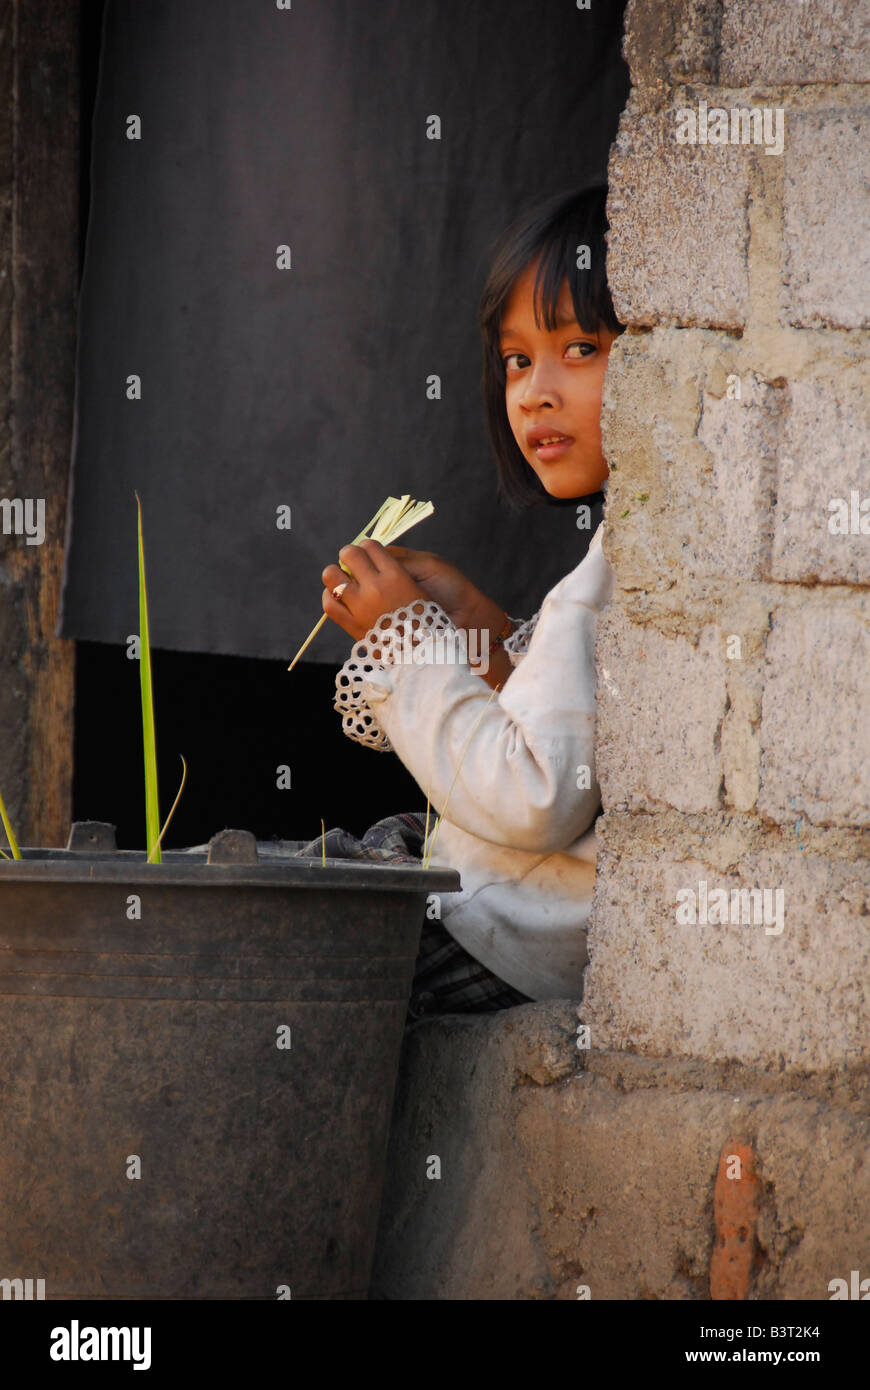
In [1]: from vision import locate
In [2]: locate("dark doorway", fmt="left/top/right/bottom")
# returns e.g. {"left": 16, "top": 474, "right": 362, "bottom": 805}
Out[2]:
{"left": 72, "top": 2, "right": 627, "bottom": 850}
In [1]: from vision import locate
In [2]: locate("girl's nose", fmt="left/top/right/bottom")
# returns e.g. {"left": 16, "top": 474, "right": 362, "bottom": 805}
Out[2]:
{"left": 520, "top": 366, "right": 560, "bottom": 410}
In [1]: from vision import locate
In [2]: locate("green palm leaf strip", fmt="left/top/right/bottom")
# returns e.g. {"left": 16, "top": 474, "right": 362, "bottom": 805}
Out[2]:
{"left": 136, "top": 492, "right": 162, "bottom": 864}
{"left": 287, "top": 494, "right": 434, "bottom": 671}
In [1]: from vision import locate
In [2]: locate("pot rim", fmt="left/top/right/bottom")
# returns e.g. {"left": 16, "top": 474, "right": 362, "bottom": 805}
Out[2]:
{"left": 0, "top": 848, "right": 460, "bottom": 892}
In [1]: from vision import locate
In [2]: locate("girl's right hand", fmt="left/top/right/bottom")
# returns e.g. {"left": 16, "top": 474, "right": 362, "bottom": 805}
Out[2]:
{"left": 384, "top": 545, "right": 504, "bottom": 635}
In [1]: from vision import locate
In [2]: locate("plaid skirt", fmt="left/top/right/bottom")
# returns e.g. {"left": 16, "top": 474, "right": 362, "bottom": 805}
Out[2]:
{"left": 292, "top": 810, "right": 533, "bottom": 1021}
{"left": 406, "top": 913, "right": 532, "bottom": 1022}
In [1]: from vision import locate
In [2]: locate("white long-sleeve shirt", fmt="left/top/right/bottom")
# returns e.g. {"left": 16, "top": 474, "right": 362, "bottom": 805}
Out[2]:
{"left": 333, "top": 522, "right": 615, "bottom": 999}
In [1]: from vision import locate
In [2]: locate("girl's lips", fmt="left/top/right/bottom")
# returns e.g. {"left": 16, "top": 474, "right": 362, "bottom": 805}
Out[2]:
{"left": 533, "top": 435, "right": 574, "bottom": 461}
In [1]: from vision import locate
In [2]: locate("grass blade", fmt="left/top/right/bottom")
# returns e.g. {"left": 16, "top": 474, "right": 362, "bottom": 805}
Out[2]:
{"left": 0, "top": 784, "right": 21, "bottom": 860}
{"left": 146, "top": 755, "right": 188, "bottom": 863}
{"left": 136, "top": 492, "right": 161, "bottom": 864}
{"left": 423, "top": 777, "right": 432, "bottom": 870}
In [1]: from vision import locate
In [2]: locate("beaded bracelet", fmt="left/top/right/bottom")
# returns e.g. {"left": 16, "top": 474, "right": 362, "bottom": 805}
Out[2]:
{"left": 489, "top": 612, "right": 516, "bottom": 652}
{"left": 470, "top": 612, "right": 516, "bottom": 668}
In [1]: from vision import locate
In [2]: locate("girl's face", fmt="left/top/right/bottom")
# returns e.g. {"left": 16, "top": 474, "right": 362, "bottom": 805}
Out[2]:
{"left": 499, "top": 261, "right": 618, "bottom": 499}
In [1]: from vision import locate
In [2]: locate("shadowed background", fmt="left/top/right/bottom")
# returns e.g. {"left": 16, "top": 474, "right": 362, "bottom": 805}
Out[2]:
{"left": 66, "top": 0, "right": 629, "bottom": 845}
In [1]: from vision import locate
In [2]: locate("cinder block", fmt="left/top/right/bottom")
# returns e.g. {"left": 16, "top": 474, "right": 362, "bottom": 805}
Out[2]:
{"left": 372, "top": 1007, "right": 870, "bottom": 1299}
{"left": 721, "top": 0, "right": 870, "bottom": 85}
{"left": 584, "top": 847, "right": 870, "bottom": 1070}
{"left": 759, "top": 602, "right": 870, "bottom": 828}
{"left": 770, "top": 377, "right": 870, "bottom": 585}
{"left": 783, "top": 111, "right": 870, "bottom": 329}
{"left": 720, "top": 649, "right": 764, "bottom": 814}
{"left": 695, "top": 371, "right": 784, "bottom": 578}
{"left": 607, "top": 96, "right": 750, "bottom": 328}
{"left": 596, "top": 605, "right": 727, "bottom": 814}
{"left": 601, "top": 333, "right": 781, "bottom": 589}
{"left": 623, "top": 0, "right": 721, "bottom": 108}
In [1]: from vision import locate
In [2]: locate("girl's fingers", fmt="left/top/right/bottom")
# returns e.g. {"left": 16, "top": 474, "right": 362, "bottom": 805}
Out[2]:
{"left": 321, "top": 562, "right": 355, "bottom": 595}
{"left": 383, "top": 543, "right": 445, "bottom": 576}
{"left": 338, "top": 542, "right": 379, "bottom": 579}
{"left": 321, "top": 586, "right": 360, "bottom": 637}
{"left": 357, "top": 538, "right": 388, "bottom": 561}
{"left": 371, "top": 541, "right": 435, "bottom": 584}
{"left": 321, "top": 570, "right": 367, "bottom": 630}
{"left": 321, "top": 566, "right": 361, "bottom": 624}
{"left": 321, "top": 542, "right": 427, "bottom": 640}
{"left": 384, "top": 544, "right": 435, "bottom": 573}
{"left": 356, "top": 539, "right": 420, "bottom": 585}
{"left": 384, "top": 544, "right": 435, "bottom": 560}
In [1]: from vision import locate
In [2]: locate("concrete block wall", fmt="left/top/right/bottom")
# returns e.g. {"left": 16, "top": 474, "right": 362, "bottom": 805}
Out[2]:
{"left": 588, "top": 0, "right": 870, "bottom": 1071}
{"left": 372, "top": 0, "right": 870, "bottom": 1299}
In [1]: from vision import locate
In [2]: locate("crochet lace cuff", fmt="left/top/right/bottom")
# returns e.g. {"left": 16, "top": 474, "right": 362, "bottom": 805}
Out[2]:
{"left": 503, "top": 610, "right": 541, "bottom": 665}
{"left": 334, "top": 600, "right": 458, "bottom": 751}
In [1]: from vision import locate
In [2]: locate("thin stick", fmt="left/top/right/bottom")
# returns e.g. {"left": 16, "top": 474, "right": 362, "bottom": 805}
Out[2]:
{"left": 321, "top": 818, "right": 326, "bottom": 867}
{"left": 287, "top": 614, "right": 328, "bottom": 673}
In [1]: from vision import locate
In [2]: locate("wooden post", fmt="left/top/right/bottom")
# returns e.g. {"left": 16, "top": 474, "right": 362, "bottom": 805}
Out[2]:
{"left": 0, "top": 0, "right": 78, "bottom": 847}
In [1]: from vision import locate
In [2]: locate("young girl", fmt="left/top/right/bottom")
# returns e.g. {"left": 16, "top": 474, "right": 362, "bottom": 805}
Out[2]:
{"left": 320, "top": 185, "right": 624, "bottom": 1019}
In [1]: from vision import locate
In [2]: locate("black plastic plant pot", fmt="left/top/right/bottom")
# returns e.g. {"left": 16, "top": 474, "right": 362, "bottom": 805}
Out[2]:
{"left": 0, "top": 823, "right": 459, "bottom": 1300}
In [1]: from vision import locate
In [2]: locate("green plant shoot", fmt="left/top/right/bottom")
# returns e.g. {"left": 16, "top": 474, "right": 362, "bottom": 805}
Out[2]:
{"left": 136, "top": 492, "right": 162, "bottom": 864}
{"left": 0, "top": 783, "right": 21, "bottom": 860}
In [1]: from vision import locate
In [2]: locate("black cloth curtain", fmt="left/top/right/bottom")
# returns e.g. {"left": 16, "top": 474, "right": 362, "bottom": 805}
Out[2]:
{"left": 59, "top": 0, "right": 629, "bottom": 663}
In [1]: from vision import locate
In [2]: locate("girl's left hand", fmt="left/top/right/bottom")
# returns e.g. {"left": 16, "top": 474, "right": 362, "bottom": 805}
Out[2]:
{"left": 321, "top": 538, "right": 431, "bottom": 641}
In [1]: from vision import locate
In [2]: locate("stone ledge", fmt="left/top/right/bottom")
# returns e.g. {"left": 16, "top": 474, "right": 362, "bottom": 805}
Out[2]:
{"left": 372, "top": 1008, "right": 870, "bottom": 1300}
